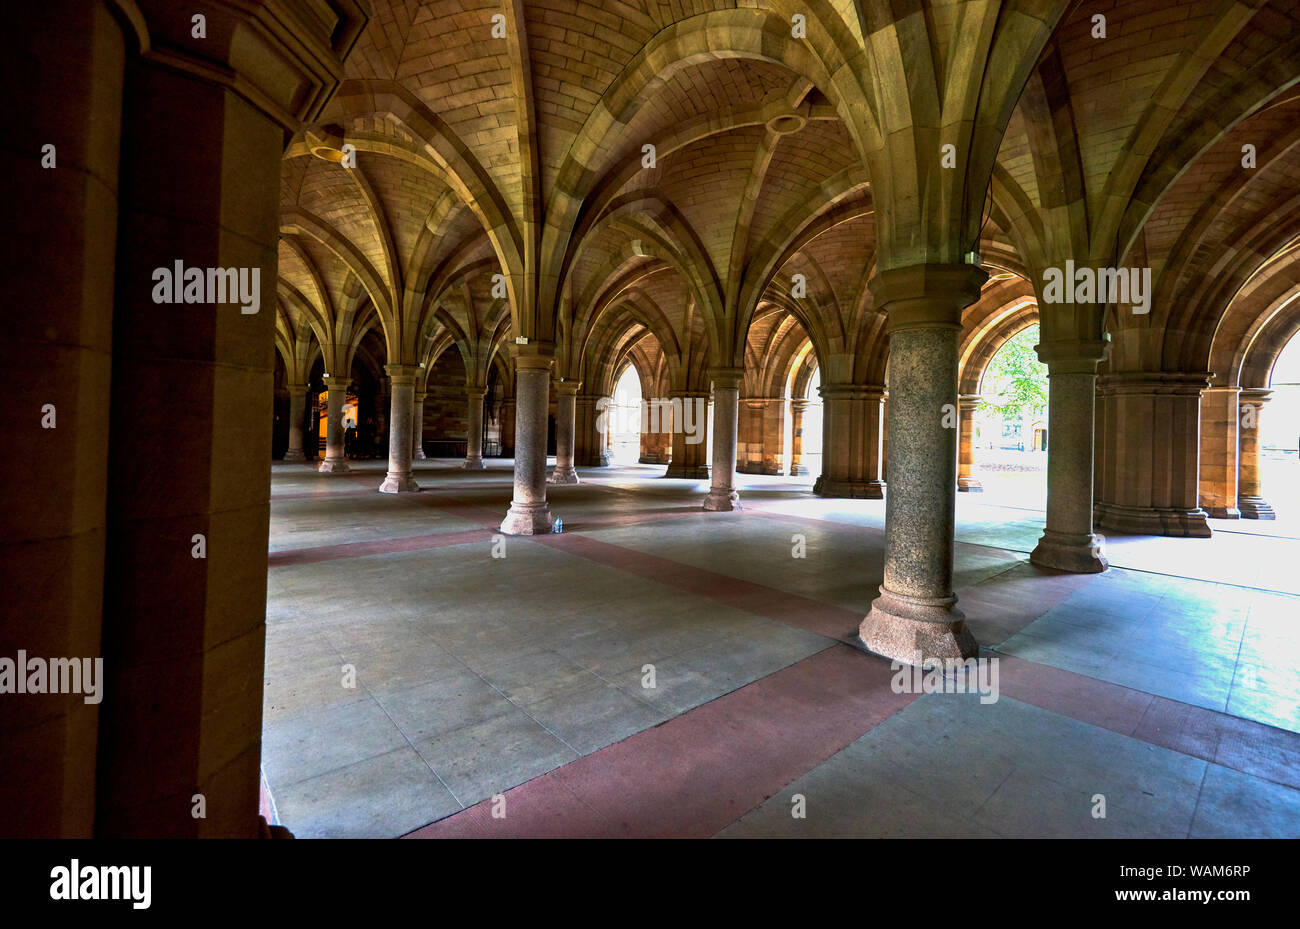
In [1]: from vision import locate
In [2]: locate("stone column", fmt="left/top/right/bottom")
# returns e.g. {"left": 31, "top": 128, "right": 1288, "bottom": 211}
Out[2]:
{"left": 574, "top": 393, "right": 612, "bottom": 467}
{"left": 761, "top": 399, "right": 787, "bottom": 474}
{"left": 664, "top": 391, "right": 710, "bottom": 477}
{"left": 737, "top": 399, "right": 763, "bottom": 474}
{"left": 1199, "top": 386, "right": 1241, "bottom": 518}
{"left": 859, "top": 264, "right": 986, "bottom": 665}
{"left": 374, "top": 383, "right": 389, "bottom": 459}
{"left": 499, "top": 397, "right": 516, "bottom": 457}
{"left": 3, "top": 0, "right": 127, "bottom": 837}
{"left": 283, "top": 384, "right": 308, "bottom": 461}
{"left": 815, "top": 384, "right": 886, "bottom": 498}
{"left": 501, "top": 356, "right": 555, "bottom": 534}
{"left": 1030, "top": 342, "right": 1109, "bottom": 572}
{"left": 735, "top": 398, "right": 785, "bottom": 474}
{"left": 464, "top": 386, "right": 487, "bottom": 469}
{"left": 1095, "top": 372, "right": 1212, "bottom": 537}
{"left": 380, "top": 365, "right": 419, "bottom": 493}
{"left": 318, "top": 374, "right": 351, "bottom": 473}
{"left": 1238, "top": 388, "right": 1276, "bottom": 519}
{"left": 638, "top": 430, "right": 657, "bottom": 464}
{"left": 91, "top": 0, "right": 363, "bottom": 837}
{"left": 411, "top": 390, "right": 427, "bottom": 460}
{"left": 704, "top": 369, "right": 743, "bottom": 511}
{"left": 640, "top": 397, "right": 673, "bottom": 463}
{"left": 956, "top": 394, "right": 982, "bottom": 492}
{"left": 789, "top": 399, "right": 809, "bottom": 475}
{"left": 881, "top": 394, "right": 889, "bottom": 481}
{"left": 549, "top": 382, "right": 580, "bottom": 484}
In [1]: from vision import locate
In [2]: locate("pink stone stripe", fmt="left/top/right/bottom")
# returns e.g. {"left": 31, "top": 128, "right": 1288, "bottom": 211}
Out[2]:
{"left": 530, "top": 532, "right": 862, "bottom": 639}
{"left": 403, "top": 645, "right": 1300, "bottom": 840}
{"left": 404, "top": 645, "right": 917, "bottom": 838}
{"left": 268, "top": 528, "right": 491, "bottom": 567}
{"left": 272, "top": 487, "right": 382, "bottom": 501}
{"left": 558, "top": 506, "right": 705, "bottom": 532}
{"left": 269, "top": 480, "right": 1299, "bottom": 802}
{"left": 263, "top": 498, "right": 710, "bottom": 568}
{"left": 995, "top": 653, "right": 1300, "bottom": 790}
{"left": 419, "top": 501, "right": 501, "bottom": 526}
{"left": 744, "top": 506, "right": 1096, "bottom": 644}
{"left": 956, "top": 572, "right": 1095, "bottom": 644}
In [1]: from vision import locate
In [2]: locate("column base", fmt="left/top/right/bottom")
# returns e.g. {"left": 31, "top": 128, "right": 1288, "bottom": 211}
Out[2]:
{"left": 957, "top": 477, "right": 983, "bottom": 493}
{"left": 1205, "top": 506, "right": 1241, "bottom": 519}
{"left": 1029, "top": 529, "right": 1108, "bottom": 573}
{"left": 414, "top": 449, "right": 427, "bottom": 460}
{"left": 548, "top": 467, "right": 580, "bottom": 485}
{"left": 814, "top": 476, "right": 885, "bottom": 499}
{"left": 500, "top": 502, "right": 554, "bottom": 535}
{"left": 858, "top": 587, "right": 978, "bottom": 665}
{"left": 462, "top": 457, "right": 486, "bottom": 470}
{"left": 318, "top": 458, "right": 350, "bottom": 474}
{"left": 379, "top": 472, "right": 420, "bottom": 493}
{"left": 1238, "top": 496, "right": 1276, "bottom": 520}
{"left": 283, "top": 448, "right": 306, "bottom": 462}
{"left": 1095, "top": 502, "right": 1212, "bottom": 538}
{"left": 788, "top": 463, "right": 809, "bottom": 476}
{"left": 702, "top": 489, "right": 741, "bottom": 512}
{"left": 665, "top": 464, "right": 709, "bottom": 479}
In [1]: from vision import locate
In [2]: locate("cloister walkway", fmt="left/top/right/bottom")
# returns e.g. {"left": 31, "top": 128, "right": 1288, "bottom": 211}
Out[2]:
{"left": 261, "top": 460, "right": 1300, "bottom": 838}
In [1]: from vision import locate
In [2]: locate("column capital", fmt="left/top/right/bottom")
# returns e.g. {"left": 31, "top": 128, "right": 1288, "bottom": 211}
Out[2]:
{"left": 413, "top": 391, "right": 427, "bottom": 403}
{"left": 957, "top": 394, "right": 981, "bottom": 411}
{"left": 554, "top": 379, "right": 583, "bottom": 397}
{"left": 135, "top": 0, "right": 369, "bottom": 132}
{"left": 818, "top": 383, "right": 887, "bottom": 401}
{"left": 1240, "top": 387, "right": 1273, "bottom": 404}
{"left": 1034, "top": 338, "right": 1109, "bottom": 372}
{"left": 385, "top": 363, "right": 419, "bottom": 385}
{"left": 464, "top": 385, "right": 489, "bottom": 399}
{"left": 790, "top": 398, "right": 810, "bottom": 413}
{"left": 321, "top": 373, "right": 351, "bottom": 389}
{"left": 286, "top": 382, "right": 310, "bottom": 392}
{"left": 508, "top": 341, "right": 555, "bottom": 369}
{"left": 1097, "top": 372, "right": 1212, "bottom": 396}
{"left": 869, "top": 263, "right": 988, "bottom": 332}
{"left": 709, "top": 367, "right": 745, "bottom": 390}
{"left": 513, "top": 354, "right": 554, "bottom": 373}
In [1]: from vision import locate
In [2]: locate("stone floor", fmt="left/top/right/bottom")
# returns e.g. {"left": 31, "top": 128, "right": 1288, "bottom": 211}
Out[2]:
{"left": 262, "top": 458, "right": 1300, "bottom": 838}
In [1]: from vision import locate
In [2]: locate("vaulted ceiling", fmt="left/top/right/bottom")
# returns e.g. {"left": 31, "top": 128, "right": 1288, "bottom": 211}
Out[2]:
{"left": 275, "top": 0, "right": 1300, "bottom": 395}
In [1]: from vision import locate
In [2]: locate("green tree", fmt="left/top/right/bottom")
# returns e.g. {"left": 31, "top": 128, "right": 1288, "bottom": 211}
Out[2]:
{"left": 979, "top": 325, "right": 1048, "bottom": 420}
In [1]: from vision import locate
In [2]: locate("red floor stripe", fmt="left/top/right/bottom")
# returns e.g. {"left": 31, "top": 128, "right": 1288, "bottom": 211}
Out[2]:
{"left": 272, "top": 487, "right": 381, "bottom": 501}
{"left": 268, "top": 528, "right": 491, "bottom": 566}
{"left": 266, "top": 480, "right": 1300, "bottom": 826}
{"left": 531, "top": 532, "right": 863, "bottom": 639}
{"left": 404, "top": 645, "right": 916, "bottom": 838}
{"left": 995, "top": 654, "right": 1300, "bottom": 790}
{"left": 402, "top": 645, "right": 1300, "bottom": 839}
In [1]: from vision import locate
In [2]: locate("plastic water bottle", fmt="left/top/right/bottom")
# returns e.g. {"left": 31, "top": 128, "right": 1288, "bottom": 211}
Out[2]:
{"left": 552, "top": 516, "right": 563, "bottom": 534}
